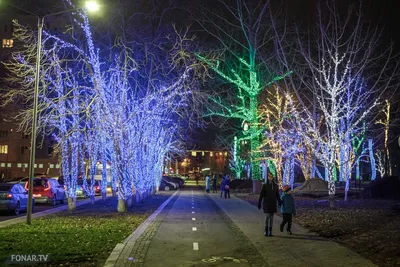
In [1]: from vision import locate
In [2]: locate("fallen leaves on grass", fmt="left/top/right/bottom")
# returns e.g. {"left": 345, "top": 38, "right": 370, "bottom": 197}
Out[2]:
{"left": 237, "top": 193, "right": 400, "bottom": 267}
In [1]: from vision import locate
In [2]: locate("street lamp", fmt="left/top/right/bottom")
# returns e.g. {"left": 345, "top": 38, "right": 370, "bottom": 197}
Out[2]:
{"left": 85, "top": 1, "right": 100, "bottom": 12}
{"left": 243, "top": 122, "right": 249, "bottom": 131}
{"left": 4, "top": 1, "right": 100, "bottom": 225}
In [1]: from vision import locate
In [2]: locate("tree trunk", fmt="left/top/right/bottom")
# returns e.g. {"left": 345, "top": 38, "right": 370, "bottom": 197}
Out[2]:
{"left": 289, "top": 154, "right": 295, "bottom": 188}
{"left": 311, "top": 156, "right": 316, "bottom": 179}
{"left": 112, "top": 189, "right": 117, "bottom": 197}
{"left": 102, "top": 192, "right": 107, "bottom": 201}
{"left": 344, "top": 179, "right": 350, "bottom": 201}
{"left": 135, "top": 192, "right": 141, "bottom": 204}
{"left": 67, "top": 197, "right": 76, "bottom": 211}
{"left": 328, "top": 180, "right": 336, "bottom": 208}
{"left": 328, "top": 160, "right": 336, "bottom": 208}
{"left": 368, "top": 139, "right": 376, "bottom": 181}
{"left": 90, "top": 195, "right": 95, "bottom": 204}
{"left": 283, "top": 158, "right": 290, "bottom": 186}
{"left": 117, "top": 199, "right": 127, "bottom": 213}
{"left": 126, "top": 196, "right": 133, "bottom": 208}
{"left": 252, "top": 180, "right": 262, "bottom": 194}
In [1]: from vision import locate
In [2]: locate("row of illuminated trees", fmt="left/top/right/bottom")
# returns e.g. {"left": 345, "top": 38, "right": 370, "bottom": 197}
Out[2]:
{"left": 2, "top": 0, "right": 199, "bottom": 212}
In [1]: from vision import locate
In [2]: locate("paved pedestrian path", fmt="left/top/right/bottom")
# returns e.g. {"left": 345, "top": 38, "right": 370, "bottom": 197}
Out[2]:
{"left": 104, "top": 185, "right": 376, "bottom": 267}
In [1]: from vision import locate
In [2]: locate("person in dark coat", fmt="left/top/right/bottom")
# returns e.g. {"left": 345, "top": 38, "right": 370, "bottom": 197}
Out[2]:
{"left": 212, "top": 174, "right": 217, "bottom": 193}
{"left": 224, "top": 174, "right": 230, "bottom": 199}
{"left": 220, "top": 177, "right": 226, "bottom": 198}
{"left": 258, "top": 172, "right": 282, "bottom": 236}
{"left": 280, "top": 185, "right": 296, "bottom": 235}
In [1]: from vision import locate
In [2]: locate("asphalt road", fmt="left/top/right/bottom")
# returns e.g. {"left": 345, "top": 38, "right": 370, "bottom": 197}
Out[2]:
{"left": 142, "top": 186, "right": 265, "bottom": 267}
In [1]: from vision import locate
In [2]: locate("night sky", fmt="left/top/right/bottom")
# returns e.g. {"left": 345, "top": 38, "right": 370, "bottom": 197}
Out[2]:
{"left": 1, "top": 0, "right": 400, "bottom": 150}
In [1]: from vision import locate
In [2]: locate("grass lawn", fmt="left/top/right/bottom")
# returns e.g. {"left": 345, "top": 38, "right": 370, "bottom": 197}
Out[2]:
{"left": 237, "top": 193, "right": 400, "bottom": 267}
{"left": 0, "top": 194, "right": 170, "bottom": 266}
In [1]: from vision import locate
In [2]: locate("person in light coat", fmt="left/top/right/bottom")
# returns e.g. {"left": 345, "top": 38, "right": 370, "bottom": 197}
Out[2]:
{"left": 205, "top": 174, "right": 211, "bottom": 193}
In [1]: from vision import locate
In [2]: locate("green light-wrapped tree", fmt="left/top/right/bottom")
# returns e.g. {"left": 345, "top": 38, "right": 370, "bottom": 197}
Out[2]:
{"left": 196, "top": 0, "right": 291, "bottom": 183}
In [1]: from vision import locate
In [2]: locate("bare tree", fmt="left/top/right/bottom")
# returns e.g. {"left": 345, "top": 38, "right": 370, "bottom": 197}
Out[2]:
{"left": 277, "top": 0, "right": 399, "bottom": 207}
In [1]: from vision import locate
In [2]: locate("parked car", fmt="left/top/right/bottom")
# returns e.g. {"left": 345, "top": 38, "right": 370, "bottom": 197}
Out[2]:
{"left": 106, "top": 182, "right": 118, "bottom": 194}
{"left": 158, "top": 179, "right": 173, "bottom": 191}
{"left": 78, "top": 179, "right": 102, "bottom": 196}
{"left": 161, "top": 177, "right": 178, "bottom": 190}
{"left": 25, "top": 178, "right": 66, "bottom": 206}
{"left": 170, "top": 177, "right": 185, "bottom": 188}
{"left": 93, "top": 180, "right": 102, "bottom": 196}
{"left": 58, "top": 176, "right": 90, "bottom": 198}
{"left": 164, "top": 176, "right": 181, "bottom": 188}
{"left": 75, "top": 178, "right": 89, "bottom": 198}
{"left": 0, "top": 183, "right": 34, "bottom": 215}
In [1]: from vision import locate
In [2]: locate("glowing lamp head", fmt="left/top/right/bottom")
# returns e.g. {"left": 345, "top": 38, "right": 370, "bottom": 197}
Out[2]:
{"left": 85, "top": 1, "right": 100, "bottom": 12}
{"left": 243, "top": 122, "right": 249, "bottom": 131}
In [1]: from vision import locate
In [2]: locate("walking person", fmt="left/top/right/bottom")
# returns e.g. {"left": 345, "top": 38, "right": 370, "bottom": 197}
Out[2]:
{"left": 195, "top": 175, "right": 199, "bottom": 185}
{"left": 224, "top": 174, "right": 231, "bottom": 198}
{"left": 280, "top": 185, "right": 296, "bottom": 235}
{"left": 212, "top": 174, "right": 217, "bottom": 193}
{"left": 258, "top": 172, "right": 282, "bottom": 236}
{"left": 205, "top": 174, "right": 211, "bottom": 193}
{"left": 220, "top": 177, "right": 226, "bottom": 198}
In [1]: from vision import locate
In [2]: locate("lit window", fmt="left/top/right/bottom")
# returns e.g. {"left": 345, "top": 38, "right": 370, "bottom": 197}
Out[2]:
{"left": 7, "top": 163, "right": 11, "bottom": 167}
{"left": 0, "top": 163, "right": 5, "bottom": 167}
{"left": 24, "top": 163, "right": 28, "bottom": 168}
{"left": 0, "top": 145, "right": 8, "bottom": 154}
{"left": 224, "top": 152, "right": 228, "bottom": 157}
{"left": 2, "top": 39, "right": 13, "bottom": 48}
{"left": 56, "top": 164, "right": 60, "bottom": 168}
{"left": 191, "top": 151, "right": 196, "bottom": 157}
{"left": 210, "top": 152, "right": 213, "bottom": 157}
{"left": 49, "top": 164, "right": 54, "bottom": 169}
{"left": 202, "top": 151, "right": 205, "bottom": 156}
{"left": 34, "top": 164, "right": 37, "bottom": 168}
{"left": 17, "top": 163, "right": 22, "bottom": 168}
{"left": 39, "top": 164, "right": 43, "bottom": 168}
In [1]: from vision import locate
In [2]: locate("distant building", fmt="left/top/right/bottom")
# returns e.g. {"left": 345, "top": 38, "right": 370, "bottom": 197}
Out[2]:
{"left": 0, "top": 118, "right": 59, "bottom": 181}
{"left": 0, "top": 10, "right": 71, "bottom": 182}
{"left": 166, "top": 150, "right": 229, "bottom": 177}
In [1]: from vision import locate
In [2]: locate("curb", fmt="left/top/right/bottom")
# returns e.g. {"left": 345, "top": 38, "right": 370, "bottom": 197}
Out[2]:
{"left": 0, "top": 196, "right": 102, "bottom": 229}
{"left": 103, "top": 190, "right": 179, "bottom": 267}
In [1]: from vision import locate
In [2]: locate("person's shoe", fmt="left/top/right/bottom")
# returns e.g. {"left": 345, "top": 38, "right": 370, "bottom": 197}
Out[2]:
{"left": 280, "top": 224, "right": 284, "bottom": 232}
{"left": 287, "top": 229, "right": 292, "bottom": 235}
{"left": 268, "top": 227, "right": 273, "bottom": 236}
{"left": 264, "top": 231, "right": 268, "bottom": 236}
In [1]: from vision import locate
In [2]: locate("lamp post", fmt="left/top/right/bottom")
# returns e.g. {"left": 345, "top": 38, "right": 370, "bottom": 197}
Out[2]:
{"left": 5, "top": 1, "right": 100, "bottom": 225}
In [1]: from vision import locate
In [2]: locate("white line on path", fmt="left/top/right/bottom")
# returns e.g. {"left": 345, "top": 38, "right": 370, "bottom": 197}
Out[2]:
{"left": 193, "top": 242, "right": 199, "bottom": 250}
{"left": 192, "top": 218, "right": 196, "bottom": 221}
{"left": 192, "top": 227, "right": 197, "bottom": 231}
